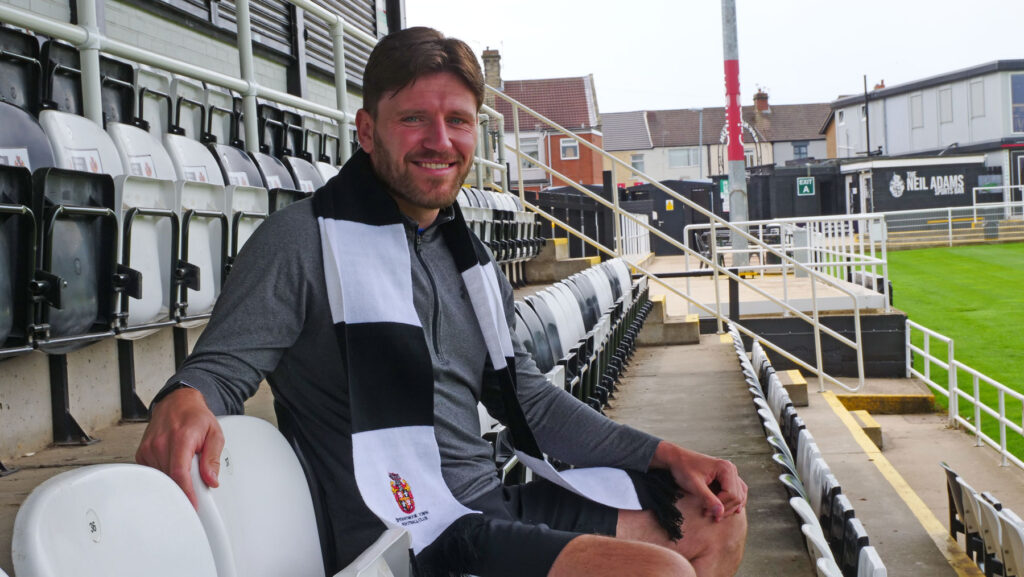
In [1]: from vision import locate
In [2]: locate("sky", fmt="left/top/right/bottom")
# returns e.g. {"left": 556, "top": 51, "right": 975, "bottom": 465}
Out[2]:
{"left": 406, "top": 0, "right": 1024, "bottom": 113}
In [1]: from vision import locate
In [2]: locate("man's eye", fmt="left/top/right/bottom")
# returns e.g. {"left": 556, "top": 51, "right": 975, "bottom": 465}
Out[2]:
{"left": 402, "top": 116, "right": 423, "bottom": 123}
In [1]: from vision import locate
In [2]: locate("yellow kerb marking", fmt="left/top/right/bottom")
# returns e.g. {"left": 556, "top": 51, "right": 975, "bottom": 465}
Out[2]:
{"left": 822, "top": 392, "right": 983, "bottom": 576}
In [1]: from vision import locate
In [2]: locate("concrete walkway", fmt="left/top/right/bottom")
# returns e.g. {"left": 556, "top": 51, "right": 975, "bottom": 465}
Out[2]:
{"left": 607, "top": 336, "right": 815, "bottom": 577}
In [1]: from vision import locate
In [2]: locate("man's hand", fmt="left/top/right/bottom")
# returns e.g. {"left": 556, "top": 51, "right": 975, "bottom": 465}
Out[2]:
{"left": 135, "top": 387, "right": 224, "bottom": 509}
{"left": 650, "top": 441, "right": 748, "bottom": 522}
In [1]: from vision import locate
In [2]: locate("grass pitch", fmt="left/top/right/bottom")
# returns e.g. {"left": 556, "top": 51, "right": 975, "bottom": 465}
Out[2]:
{"left": 886, "top": 242, "right": 1024, "bottom": 455}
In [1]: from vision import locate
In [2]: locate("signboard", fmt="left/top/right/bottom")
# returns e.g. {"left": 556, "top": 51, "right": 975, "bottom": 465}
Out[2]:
{"left": 869, "top": 162, "right": 996, "bottom": 212}
{"left": 796, "top": 176, "right": 815, "bottom": 197}
{"left": 665, "top": 199, "right": 674, "bottom": 211}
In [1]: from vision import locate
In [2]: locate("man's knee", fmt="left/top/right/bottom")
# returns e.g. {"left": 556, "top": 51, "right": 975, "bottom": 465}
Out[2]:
{"left": 550, "top": 535, "right": 695, "bottom": 577}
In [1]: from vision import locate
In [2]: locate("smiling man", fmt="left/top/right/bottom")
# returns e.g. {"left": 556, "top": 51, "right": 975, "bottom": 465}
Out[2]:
{"left": 137, "top": 27, "right": 747, "bottom": 577}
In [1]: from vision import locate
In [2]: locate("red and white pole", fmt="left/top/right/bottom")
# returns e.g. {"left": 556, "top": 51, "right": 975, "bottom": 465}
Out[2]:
{"left": 722, "top": 0, "right": 748, "bottom": 265}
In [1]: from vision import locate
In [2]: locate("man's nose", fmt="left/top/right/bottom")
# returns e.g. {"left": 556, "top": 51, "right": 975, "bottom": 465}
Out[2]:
{"left": 421, "top": 118, "right": 451, "bottom": 151}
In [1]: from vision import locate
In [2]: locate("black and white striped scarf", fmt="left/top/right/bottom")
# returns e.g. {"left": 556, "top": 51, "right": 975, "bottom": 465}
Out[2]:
{"left": 313, "top": 150, "right": 660, "bottom": 555}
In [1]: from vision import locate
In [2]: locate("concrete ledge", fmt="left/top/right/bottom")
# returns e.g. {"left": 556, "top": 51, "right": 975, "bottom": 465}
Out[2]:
{"left": 835, "top": 393, "right": 935, "bottom": 414}
{"left": 851, "top": 409, "right": 883, "bottom": 449}
{"left": 524, "top": 238, "right": 598, "bottom": 283}
{"left": 777, "top": 369, "right": 808, "bottom": 407}
{"left": 638, "top": 297, "right": 700, "bottom": 345}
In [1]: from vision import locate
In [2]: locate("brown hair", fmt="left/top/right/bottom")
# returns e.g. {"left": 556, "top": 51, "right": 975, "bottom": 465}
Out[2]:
{"left": 361, "top": 27, "right": 484, "bottom": 116}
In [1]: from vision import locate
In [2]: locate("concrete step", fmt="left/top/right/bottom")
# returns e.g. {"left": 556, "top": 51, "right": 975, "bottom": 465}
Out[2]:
{"left": 524, "top": 238, "right": 598, "bottom": 283}
{"left": 637, "top": 295, "right": 700, "bottom": 346}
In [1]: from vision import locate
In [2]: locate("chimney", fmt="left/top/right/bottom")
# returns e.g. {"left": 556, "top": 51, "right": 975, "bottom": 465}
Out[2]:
{"left": 874, "top": 79, "right": 885, "bottom": 91}
{"left": 482, "top": 48, "right": 502, "bottom": 109}
{"left": 753, "top": 89, "right": 770, "bottom": 113}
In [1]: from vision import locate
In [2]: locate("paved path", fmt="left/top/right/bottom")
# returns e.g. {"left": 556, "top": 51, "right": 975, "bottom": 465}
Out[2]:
{"left": 607, "top": 336, "right": 815, "bottom": 577}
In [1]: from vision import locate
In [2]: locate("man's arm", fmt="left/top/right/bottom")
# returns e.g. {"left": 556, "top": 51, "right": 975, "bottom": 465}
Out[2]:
{"left": 497, "top": 273, "right": 747, "bottom": 519}
{"left": 136, "top": 200, "right": 320, "bottom": 506}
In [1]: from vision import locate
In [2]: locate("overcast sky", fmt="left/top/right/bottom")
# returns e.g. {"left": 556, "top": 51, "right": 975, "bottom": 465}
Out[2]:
{"left": 406, "top": 0, "right": 1024, "bottom": 113}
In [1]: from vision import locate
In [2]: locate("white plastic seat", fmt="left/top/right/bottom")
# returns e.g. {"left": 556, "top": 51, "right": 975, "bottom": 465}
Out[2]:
{"left": 999, "top": 509, "right": 1024, "bottom": 577}
{"left": 12, "top": 463, "right": 218, "bottom": 577}
{"left": 802, "top": 522, "right": 837, "bottom": 567}
{"left": 816, "top": 556, "right": 842, "bottom": 577}
{"left": 191, "top": 415, "right": 410, "bottom": 577}
{"left": 968, "top": 483, "right": 1004, "bottom": 574}
{"left": 857, "top": 545, "right": 887, "bottom": 577}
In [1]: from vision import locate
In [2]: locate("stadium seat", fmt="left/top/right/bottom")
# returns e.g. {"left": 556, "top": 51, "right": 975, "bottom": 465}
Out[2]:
{"left": 958, "top": 476, "right": 993, "bottom": 565}
{"left": 966, "top": 481, "right": 1005, "bottom": 577}
{"left": 190, "top": 415, "right": 410, "bottom": 577}
{"left": 802, "top": 523, "right": 837, "bottom": 570}
{"left": 998, "top": 509, "right": 1024, "bottom": 577}
{"left": 829, "top": 493, "right": 855, "bottom": 555}
{"left": 11, "top": 464, "right": 219, "bottom": 577}
{"left": 857, "top": 546, "right": 887, "bottom": 577}
{"left": 0, "top": 158, "right": 45, "bottom": 358}
{"left": 841, "top": 517, "right": 870, "bottom": 577}
{"left": 817, "top": 557, "right": 843, "bottom": 577}
{"left": 941, "top": 462, "right": 982, "bottom": 558}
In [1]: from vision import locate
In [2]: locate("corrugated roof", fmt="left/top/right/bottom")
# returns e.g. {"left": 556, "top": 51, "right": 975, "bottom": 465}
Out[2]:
{"left": 492, "top": 76, "right": 599, "bottom": 132}
{"left": 640, "top": 102, "right": 831, "bottom": 148}
{"left": 602, "top": 111, "right": 652, "bottom": 151}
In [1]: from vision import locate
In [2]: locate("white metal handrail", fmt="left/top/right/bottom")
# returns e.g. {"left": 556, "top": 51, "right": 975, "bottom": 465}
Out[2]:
{"left": 492, "top": 86, "right": 867, "bottom": 392}
{"left": 906, "top": 320, "right": 1024, "bottom": 469}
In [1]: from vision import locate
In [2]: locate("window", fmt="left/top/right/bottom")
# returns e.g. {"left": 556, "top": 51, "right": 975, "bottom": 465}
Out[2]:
{"left": 744, "top": 148, "right": 755, "bottom": 167}
{"left": 910, "top": 93, "right": 924, "bottom": 128}
{"left": 860, "top": 104, "right": 866, "bottom": 121}
{"left": 520, "top": 138, "right": 540, "bottom": 169}
{"left": 560, "top": 138, "right": 579, "bottom": 160}
{"left": 1012, "top": 74, "right": 1024, "bottom": 133}
{"left": 939, "top": 87, "right": 953, "bottom": 123}
{"left": 838, "top": 110, "right": 845, "bottom": 125}
{"left": 792, "top": 141, "right": 808, "bottom": 160}
{"left": 970, "top": 80, "right": 985, "bottom": 118}
{"left": 667, "top": 147, "right": 699, "bottom": 167}
{"left": 630, "top": 153, "right": 645, "bottom": 173}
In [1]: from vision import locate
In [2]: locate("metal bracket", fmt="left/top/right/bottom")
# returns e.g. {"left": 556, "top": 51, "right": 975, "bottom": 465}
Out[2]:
{"left": 115, "top": 264, "right": 143, "bottom": 300}
{"left": 31, "top": 269, "right": 64, "bottom": 309}
{"left": 176, "top": 260, "right": 201, "bottom": 292}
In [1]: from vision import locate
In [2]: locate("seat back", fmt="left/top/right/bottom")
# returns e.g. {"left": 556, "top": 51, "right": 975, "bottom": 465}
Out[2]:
{"left": 842, "top": 517, "right": 869, "bottom": 576}
{"left": 0, "top": 165, "right": 35, "bottom": 350}
{"left": 525, "top": 294, "right": 564, "bottom": 360}
{"left": 972, "top": 488, "right": 1003, "bottom": 558}
{"left": 956, "top": 477, "right": 985, "bottom": 548}
{"left": 940, "top": 462, "right": 970, "bottom": 533}
{"left": 999, "top": 509, "right": 1024, "bottom": 577}
{"left": 515, "top": 301, "right": 556, "bottom": 373}
{"left": 12, "top": 464, "right": 218, "bottom": 577}
{"left": 190, "top": 415, "right": 326, "bottom": 577}
{"left": 856, "top": 546, "right": 886, "bottom": 577}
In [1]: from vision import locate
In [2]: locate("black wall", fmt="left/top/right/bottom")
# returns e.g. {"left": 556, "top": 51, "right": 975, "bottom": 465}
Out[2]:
{"left": 868, "top": 162, "right": 1002, "bottom": 213}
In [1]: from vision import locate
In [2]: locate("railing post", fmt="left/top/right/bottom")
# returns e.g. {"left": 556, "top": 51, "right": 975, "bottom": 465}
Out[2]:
{"left": 905, "top": 320, "right": 912, "bottom": 378}
{"left": 728, "top": 268, "right": 739, "bottom": 323}
{"left": 948, "top": 338, "right": 957, "bottom": 429}
{"left": 329, "top": 16, "right": 351, "bottom": 161}
{"left": 947, "top": 207, "right": 953, "bottom": 247}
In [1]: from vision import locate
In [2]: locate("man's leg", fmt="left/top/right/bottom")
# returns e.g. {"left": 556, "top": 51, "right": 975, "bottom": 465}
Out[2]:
{"left": 549, "top": 534, "right": 696, "bottom": 577}
{"left": 617, "top": 492, "right": 747, "bottom": 577}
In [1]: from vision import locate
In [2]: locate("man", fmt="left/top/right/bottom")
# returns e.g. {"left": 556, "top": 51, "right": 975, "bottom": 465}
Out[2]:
{"left": 137, "top": 26, "right": 747, "bottom": 577}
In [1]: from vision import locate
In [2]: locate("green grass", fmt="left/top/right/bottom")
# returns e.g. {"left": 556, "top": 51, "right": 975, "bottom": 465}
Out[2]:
{"left": 886, "top": 242, "right": 1024, "bottom": 457}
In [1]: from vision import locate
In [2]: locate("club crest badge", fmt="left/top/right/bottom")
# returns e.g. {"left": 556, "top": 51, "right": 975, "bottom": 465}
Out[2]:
{"left": 889, "top": 173, "right": 905, "bottom": 198}
{"left": 389, "top": 472, "right": 415, "bottom": 514}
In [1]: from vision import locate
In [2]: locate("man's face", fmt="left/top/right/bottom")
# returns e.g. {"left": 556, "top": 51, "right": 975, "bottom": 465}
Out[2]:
{"left": 356, "top": 71, "right": 478, "bottom": 225}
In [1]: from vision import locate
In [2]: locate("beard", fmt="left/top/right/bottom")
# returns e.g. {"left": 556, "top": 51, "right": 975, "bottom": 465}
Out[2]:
{"left": 371, "top": 129, "right": 472, "bottom": 212}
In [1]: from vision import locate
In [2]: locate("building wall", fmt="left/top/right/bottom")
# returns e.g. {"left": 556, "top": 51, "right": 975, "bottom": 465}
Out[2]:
{"left": 772, "top": 139, "right": 828, "bottom": 166}
{"left": 548, "top": 132, "right": 603, "bottom": 187}
{"left": 837, "top": 71, "right": 1012, "bottom": 158}
{"left": 707, "top": 142, "right": 773, "bottom": 176}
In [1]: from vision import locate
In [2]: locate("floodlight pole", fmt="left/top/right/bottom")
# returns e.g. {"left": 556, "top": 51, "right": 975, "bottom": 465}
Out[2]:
{"left": 722, "top": 0, "right": 748, "bottom": 266}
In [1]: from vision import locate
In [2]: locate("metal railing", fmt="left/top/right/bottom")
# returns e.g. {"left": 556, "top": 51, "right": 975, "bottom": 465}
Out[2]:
{"left": 906, "top": 320, "right": 1024, "bottom": 469}
{"left": 494, "top": 85, "right": 867, "bottom": 392}
{"left": 683, "top": 213, "right": 891, "bottom": 313}
{"left": 881, "top": 200, "right": 1024, "bottom": 249}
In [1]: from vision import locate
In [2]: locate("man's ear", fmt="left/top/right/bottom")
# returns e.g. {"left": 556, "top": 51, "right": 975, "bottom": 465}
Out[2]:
{"left": 355, "top": 109, "right": 374, "bottom": 154}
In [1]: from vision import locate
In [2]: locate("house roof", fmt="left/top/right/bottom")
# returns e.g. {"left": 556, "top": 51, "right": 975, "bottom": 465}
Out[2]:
{"left": 492, "top": 75, "right": 600, "bottom": 133}
{"left": 602, "top": 111, "right": 652, "bottom": 151}
{"left": 634, "top": 102, "right": 831, "bottom": 149}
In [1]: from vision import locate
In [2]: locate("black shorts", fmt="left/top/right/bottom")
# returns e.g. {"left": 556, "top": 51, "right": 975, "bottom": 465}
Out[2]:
{"left": 414, "top": 478, "right": 620, "bottom": 577}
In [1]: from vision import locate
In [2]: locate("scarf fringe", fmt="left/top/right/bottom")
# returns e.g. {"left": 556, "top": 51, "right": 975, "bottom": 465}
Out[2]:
{"left": 629, "top": 469, "right": 685, "bottom": 542}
